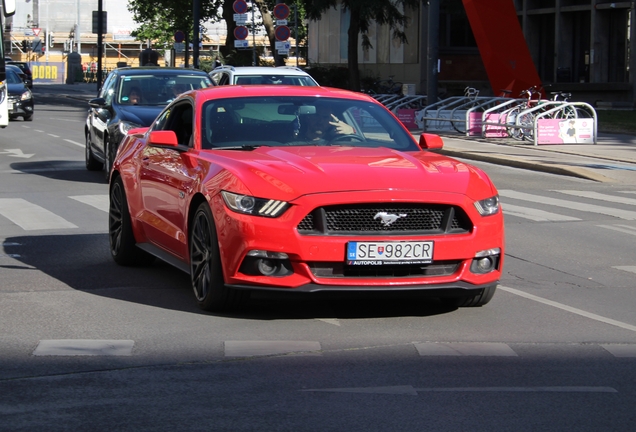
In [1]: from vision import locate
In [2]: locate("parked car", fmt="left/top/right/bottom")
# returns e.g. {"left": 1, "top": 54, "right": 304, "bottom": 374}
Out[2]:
{"left": 6, "top": 65, "right": 34, "bottom": 121}
{"left": 209, "top": 65, "right": 319, "bottom": 86}
{"left": 6, "top": 61, "right": 33, "bottom": 88}
{"left": 108, "top": 85, "right": 504, "bottom": 312}
{"left": 85, "top": 67, "right": 214, "bottom": 180}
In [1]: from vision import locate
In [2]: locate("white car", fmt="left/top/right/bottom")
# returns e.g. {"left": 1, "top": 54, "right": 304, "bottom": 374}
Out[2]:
{"left": 209, "top": 66, "right": 319, "bottom": 86}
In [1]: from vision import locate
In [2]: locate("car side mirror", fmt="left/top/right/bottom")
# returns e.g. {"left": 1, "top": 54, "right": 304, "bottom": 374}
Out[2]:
{"left": 149, "top": 130, "right": 179, "bottom": 147}
{"left": 418, "top": 133, "right": 444, "bottom": 151}
{"left": 88, "top": 97, "right": 106, "bottom": 108}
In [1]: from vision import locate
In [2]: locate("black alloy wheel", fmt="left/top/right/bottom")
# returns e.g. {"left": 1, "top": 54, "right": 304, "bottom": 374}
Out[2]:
{"left": 108, "top": 176, "right": 154, "bottom": 266}
{"left": 190, "top": 202, "right": 248, "bottom": 312}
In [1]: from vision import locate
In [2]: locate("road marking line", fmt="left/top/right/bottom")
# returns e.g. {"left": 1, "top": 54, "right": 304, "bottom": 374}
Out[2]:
{"left": 316, "top": 318, "right": 341, "bottom": 326}
{"left": 48, "top": 134, "right": 60, "bottom": 138}
{"left": 0, "top": 198, "right": 77, "bottom": 230}
{"left": 301, "top": 386, "right": 617, "bottom": 394}
{"left": 64, "top": 139, "right": 84, "bottom": 147}
{"left": 598, "top": 224, "right": 636, "bottom": 236}
{"left": 225, "top": 341, "right": 322, "bottom": 357}
{"left": 70, "top": 194, "right": 109, "bottom": 212}
{"left": 600, "top": 344, "right": 636, "bottom": 357}
{"left": 502, "top": 203, "right": 580, "bottom": 221}
{"left": 33, "top": 340, "right": 134, "bottom": 356}
{"left": 413, "top": 342, "right": 518, "bottom": 357}
{"left": 500, "top": 190, "right": 636, "bottom": 220}
{"left": 612, "top": 266, "right": 636, "bottom": 274}
{"left": 500, "top": 285, "right": 636, "bottom": 333}
{"left": 555, "top": 190, "right": 636, "bottom": 206}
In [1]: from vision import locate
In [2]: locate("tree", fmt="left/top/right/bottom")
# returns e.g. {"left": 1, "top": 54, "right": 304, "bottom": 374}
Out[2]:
{"left": 128, "top": 0, "right": 222, "bottom": 64}
{"left": 304, "top": 0, "right": 419, "bottom": 91}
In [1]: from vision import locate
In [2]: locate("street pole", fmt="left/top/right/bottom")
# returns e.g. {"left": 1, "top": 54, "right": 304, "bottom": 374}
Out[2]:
{"left": 97, "top": 0, "right": 103, "bottom": 90}
{"left": 193, "top": 0, "right": 200, "bottom": 69}
{"left": 426, "top": 0, "right": 439, "bottom": 104}
{"left": 252, "top": 2, "right": 256, "bottom": 66}
{"left": 76, "top": 0, "right": 81, "bottom": 54}
{"left": 45, "top": 0, "right": 49, "bottom": 62}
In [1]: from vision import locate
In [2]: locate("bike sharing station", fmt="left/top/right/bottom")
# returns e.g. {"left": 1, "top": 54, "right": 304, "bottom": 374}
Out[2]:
{"left": 413, "top": 93, "right": 598, "bottom": 146}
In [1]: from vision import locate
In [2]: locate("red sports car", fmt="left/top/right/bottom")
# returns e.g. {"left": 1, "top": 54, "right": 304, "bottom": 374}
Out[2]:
{"left": 109, "top": 85, "right": 504, "bottom": 312}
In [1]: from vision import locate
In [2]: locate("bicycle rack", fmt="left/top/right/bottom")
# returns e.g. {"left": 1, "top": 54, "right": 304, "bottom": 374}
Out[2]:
{"left": 415, "top": 96, "right": 513, "bottom": 132}
{"left": 480, "top": 98, "right": 533, "bottom": 138}
{"left": 531, "top": 102, "right": 597, "bottom": 145}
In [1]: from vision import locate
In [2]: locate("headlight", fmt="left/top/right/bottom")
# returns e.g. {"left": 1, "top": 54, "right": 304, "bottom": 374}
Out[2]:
{"left": 119, "top": 121, "right": 142, "bottom": 135}
{"left": 221, "top": 191, "right": 289, "bottom": 217}
{"left": 20, "top": 90, "right": 32, "bottom": 101}
{"left": 474, "top": 195, "right": 500, "bottom": 216}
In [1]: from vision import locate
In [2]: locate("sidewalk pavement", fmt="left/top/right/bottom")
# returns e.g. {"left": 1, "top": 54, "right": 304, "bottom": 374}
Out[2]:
{"left": 33, "top": 83, "right": 636, "bottom": 184}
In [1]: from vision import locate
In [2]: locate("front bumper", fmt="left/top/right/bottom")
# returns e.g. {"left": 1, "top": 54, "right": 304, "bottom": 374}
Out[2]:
{"left": 212, "top": 189, "right": 505, "bottom": 292}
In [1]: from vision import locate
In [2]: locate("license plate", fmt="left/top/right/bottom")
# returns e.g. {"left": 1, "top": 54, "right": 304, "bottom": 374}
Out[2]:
{"left": 8, "top": 103, "right": 13, "bottom": 110}
{"left": 346, "top": 241, "right": 433, "bottom": 265}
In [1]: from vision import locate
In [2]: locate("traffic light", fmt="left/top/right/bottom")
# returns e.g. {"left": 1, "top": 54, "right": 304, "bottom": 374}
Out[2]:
{"left": 21, "top": 39, "right": 28, "bottom": 51}
{"left": 48, "top": 33, "right": 55, "bottom": 48}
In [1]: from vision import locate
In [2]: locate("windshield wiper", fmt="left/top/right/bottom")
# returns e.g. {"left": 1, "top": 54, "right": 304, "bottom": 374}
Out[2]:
{"left": 212, "top": 144, "right": 261, "bottom": 151}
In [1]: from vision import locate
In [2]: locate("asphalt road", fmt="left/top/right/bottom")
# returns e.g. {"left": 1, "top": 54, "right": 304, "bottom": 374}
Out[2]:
{"left": 1, "top": 93, "right": 636, "bottom": 431}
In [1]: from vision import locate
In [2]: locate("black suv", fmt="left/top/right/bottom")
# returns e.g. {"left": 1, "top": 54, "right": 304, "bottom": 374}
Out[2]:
{"left": 6, "top": 61, "right": 33, "bottom": 88}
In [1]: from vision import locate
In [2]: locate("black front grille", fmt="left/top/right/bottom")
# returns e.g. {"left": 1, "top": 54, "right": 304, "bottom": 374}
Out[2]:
{"left": 297, "top": 204, "right": 472, "bottom": 235}
{"left": 309, "top": 261, "right": 461, "bottom": 278}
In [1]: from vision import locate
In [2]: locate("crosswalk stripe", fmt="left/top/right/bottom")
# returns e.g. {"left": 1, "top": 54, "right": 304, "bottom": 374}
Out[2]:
{"left": 500, "top": 190, "right": 636, "bottom": 220}
{"left": 598, "top": 224, "right": 636, "bottom": 236}
{"left": 554, "top": 190, "right": 636, "bottom": 206}
{"left": 503, "top": 203, "right": 580, "bottom": 221}
{"left": 612, "top": 266, "right": 636, "bottom": 274}
{"left": 0, "top": 198, "right": 77, "bottom": 230}
{"left": 70, "top": 195, "right": 109, "bottom": 212}
{"left": 413, "top": 342, "right": 518, "bottom": 357}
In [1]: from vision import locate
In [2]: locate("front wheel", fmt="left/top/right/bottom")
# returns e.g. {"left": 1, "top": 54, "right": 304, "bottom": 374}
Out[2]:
{"left": 190, "top": 202, "right": 248, "bottom": 312}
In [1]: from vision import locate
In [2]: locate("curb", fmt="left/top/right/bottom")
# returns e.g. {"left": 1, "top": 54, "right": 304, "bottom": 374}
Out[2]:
{"left": 439, "top": 148, "right": 615, "bottom": 183}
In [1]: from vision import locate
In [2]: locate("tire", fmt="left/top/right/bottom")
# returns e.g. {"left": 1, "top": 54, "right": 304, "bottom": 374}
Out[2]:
{"left": 85, "top": 130, "right": 103, "bottom": 171}
{"left": 190, "top": 202, "right": 248, "bottom": 312}
{"left": 23, "top": 115, "right": 33, "bottom": 122}
{"left": 108, "top": 176, "right": 155, "bottom": 266}
{"left": 104, "top": 136, "right": 119, "bottom": 182}
{"left": 441, "top": 285, "right": 497, "bottom": 308}
{"left": 518, "top": 112, "right": 535, "bottom": 141}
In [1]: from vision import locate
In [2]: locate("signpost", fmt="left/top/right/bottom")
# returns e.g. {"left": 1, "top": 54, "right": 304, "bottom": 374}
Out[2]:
{"left": 273, "top": 3, "right": 291, "bottom": 57}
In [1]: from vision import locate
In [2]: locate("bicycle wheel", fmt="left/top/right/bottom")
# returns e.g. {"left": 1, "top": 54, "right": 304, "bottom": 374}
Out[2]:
{"left": 505, "top": 106, "right": 524, "bottom": 140}
{"left": 553, "top": 105, "right": 577, "bottom": 119}
{"left": 517, "top": 112, "right": 536, "bottom": 141}
{"left": 451, "top": 111, "right": 468, "bottom": 134}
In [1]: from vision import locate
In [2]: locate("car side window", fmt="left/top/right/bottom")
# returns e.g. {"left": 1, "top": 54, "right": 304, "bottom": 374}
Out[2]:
{"left": 100, "top": 73, "right": 116, "bottom": 103}
{"left": 218, "top": 73, "right": 230, "bottom": 86}
{"left": 153, "top": 102, "right": 194, "bottom": 147}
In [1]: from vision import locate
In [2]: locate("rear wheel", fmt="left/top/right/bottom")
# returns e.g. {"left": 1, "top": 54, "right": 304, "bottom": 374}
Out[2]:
{"left": 440, "top": 285, "right": 497, "bottom": 308}
{"left": 104, "top": 136, "right": 116, "bottom": 182}
{"left": 108, "top": 176, "right": 155, "bottom": 266}
{"left": 85, "top": 130, "right": 103, "bottom": 171}
{"left": 23, "top": 115, "right": 33, "bottom": 121}
{"left": 190, "top": 202, "right": 248, "bottom": 312}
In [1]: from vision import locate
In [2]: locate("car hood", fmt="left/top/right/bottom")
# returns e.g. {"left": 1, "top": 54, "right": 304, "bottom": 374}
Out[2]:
{"left": 7, "top": 83, "right": 29, "bottom": 95}
{"left": 117, "top": 105, "right": 164, "bottom": 127}
{"left": 203, "top": 146, "right": 495, "bottom": 200}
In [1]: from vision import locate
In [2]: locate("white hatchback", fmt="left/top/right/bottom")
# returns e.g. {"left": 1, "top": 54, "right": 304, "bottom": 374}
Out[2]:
{"left": 209, "top": 66, "right": 319, "bottom": 86}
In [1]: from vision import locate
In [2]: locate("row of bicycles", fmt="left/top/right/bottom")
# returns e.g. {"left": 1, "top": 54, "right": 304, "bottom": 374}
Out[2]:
{"left": 414, "top": 85, "right": 596, "bottom": 142}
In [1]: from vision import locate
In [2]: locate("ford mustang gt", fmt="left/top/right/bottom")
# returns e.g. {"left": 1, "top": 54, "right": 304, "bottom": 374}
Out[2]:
{"left": 108, "top": 85, "right": 504, "bottom": 312}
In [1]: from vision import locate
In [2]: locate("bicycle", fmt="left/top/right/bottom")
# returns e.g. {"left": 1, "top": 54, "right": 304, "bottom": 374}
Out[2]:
{"left": 450, "top": 86, "right": 481, "bottom": 133}
{"left": 366, "top": 75, "right": 403, "bottom": 95}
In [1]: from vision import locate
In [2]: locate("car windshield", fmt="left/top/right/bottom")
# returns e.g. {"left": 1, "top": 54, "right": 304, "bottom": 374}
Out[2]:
{"left": 233, "top": 75, "right": 317, "bottom": 86}
{"left": 201, "top": 96, "right": 418, "bottom": 151}
{"left": 6, "top": 69, "right": 22, "bottom": 84}
{"left": 117, "top": 74, "right": 213, "bottom": 106}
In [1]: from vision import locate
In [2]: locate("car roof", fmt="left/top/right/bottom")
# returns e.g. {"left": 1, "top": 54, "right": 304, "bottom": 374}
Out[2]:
{"left": 6, "top": 64, "right": 24, "bottom": 74}
{"left": 192, "top": 85, "right": 374, "bottom": 102}
{"left": 113, "top": 67, "right": 209, "bottom": 76}
{"left": 211, "top": 66, "right": 312, "bottom": 76}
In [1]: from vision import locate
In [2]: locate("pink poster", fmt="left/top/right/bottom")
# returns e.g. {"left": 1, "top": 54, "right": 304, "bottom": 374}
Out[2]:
{"left": 536, "top": 118, "right": 595, "bottom": 144}
{"left": 483, "top": 112, "right": 509, "bottom": 138}
{"left": 397, "top": 109, "right": 418, "bottom": 130}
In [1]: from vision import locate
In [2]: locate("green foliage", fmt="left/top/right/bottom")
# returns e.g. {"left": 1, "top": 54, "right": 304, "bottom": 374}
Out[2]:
{"left": 305, "top": 66, "right": 350, "bottom": 89}
{"left": 128, "top": 0, "right": 222, "bottom": 50}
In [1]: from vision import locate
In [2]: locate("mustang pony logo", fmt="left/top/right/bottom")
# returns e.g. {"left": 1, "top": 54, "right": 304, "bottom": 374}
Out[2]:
{"left": 374, "top": 212, "right": 407, "bottom": 226}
